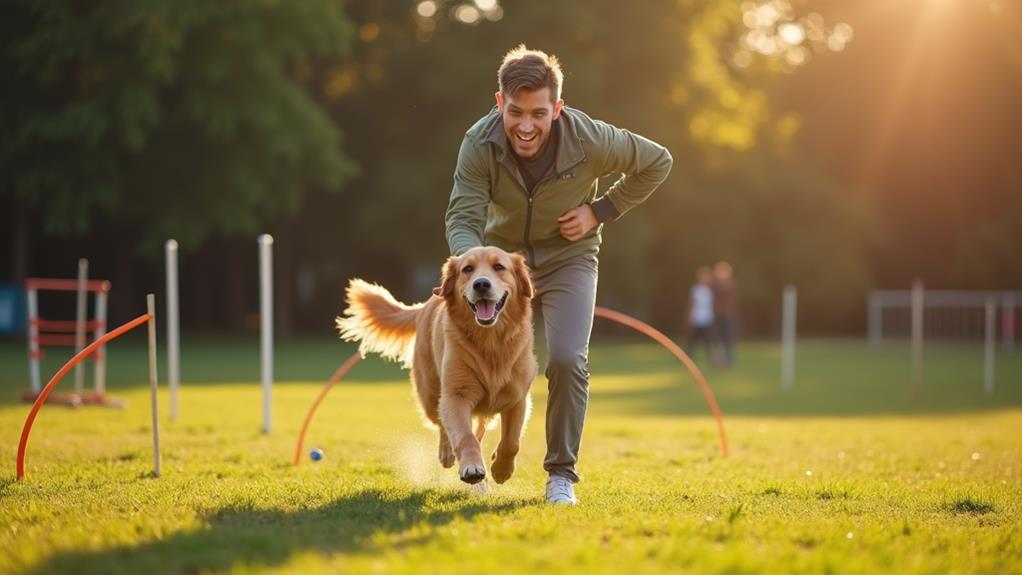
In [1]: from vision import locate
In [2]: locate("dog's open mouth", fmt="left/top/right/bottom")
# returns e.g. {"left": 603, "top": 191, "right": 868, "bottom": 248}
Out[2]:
{"left": 467, "top": 292, "right": 508, "bottom": 326}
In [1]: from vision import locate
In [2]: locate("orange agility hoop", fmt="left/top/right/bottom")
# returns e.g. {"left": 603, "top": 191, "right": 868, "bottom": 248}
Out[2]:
{"left": 17, "top": 310, "right": 154, "bottom": 480}
{"left": 293, "top": 305, "right": 729, "bottom": 466}
{"left": 593, "top": 306, "right": 729, "bottom": 457}
{"left": 293, "top": 352, "right": 363, "bottom": 465}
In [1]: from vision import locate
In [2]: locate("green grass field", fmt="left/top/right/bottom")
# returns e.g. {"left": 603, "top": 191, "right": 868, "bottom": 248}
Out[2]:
{"left": 1, "top": 336, "right": 1020, "bottom": 574}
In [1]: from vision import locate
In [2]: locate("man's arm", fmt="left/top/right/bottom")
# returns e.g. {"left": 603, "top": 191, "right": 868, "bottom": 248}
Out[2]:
{"left": 589, "top": 121, "right": 673, "bottom": 223}
{"left": 445, "top": 135, "right": 490, "bottom": 255}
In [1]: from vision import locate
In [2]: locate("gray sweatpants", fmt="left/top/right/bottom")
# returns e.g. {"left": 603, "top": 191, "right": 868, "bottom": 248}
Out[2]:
{"left": 532, "top": 255, "right": 598, "bottom": 483}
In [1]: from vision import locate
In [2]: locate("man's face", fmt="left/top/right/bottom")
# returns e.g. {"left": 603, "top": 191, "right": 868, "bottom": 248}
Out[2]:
{"left": 496, "top": 87, "right": 564, "bottom": 159}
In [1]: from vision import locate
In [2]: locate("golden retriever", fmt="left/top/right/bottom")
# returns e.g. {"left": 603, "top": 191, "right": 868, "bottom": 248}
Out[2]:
{"left": 336, "top": 246, "right": 537, "bottom": 485}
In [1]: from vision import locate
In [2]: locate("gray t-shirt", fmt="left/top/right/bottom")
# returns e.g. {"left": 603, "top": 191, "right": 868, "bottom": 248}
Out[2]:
{"left": 512, "top": 119, "right": 560, "bottom": 195}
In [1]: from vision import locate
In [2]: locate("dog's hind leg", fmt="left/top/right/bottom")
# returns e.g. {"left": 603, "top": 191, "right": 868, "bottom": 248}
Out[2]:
{"left": 474, "top": 417, "right": 490, "bottom": 442}
{"left": 438, "top": 425, "right": 455, "bottom": 468}
{"left": 411, "top": 364, "right": 453, "bottom": 467}
{"left": 490, "top": 398, "right": 528, "bottom": 484}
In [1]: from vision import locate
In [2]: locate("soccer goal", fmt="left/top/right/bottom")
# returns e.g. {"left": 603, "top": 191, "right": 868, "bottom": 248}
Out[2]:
{"left": 867, "top": 288, "right": 1018, "bottom": 349}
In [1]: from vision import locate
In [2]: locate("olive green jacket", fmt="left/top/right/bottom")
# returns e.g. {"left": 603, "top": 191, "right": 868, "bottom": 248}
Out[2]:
{"left": 445, "top": 106, "right": 673, "bottom": 272}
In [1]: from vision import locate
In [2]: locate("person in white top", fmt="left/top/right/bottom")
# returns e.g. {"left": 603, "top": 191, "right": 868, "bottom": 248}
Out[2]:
{"left": 686, "top": 267, "right": 715, "bottom": 361}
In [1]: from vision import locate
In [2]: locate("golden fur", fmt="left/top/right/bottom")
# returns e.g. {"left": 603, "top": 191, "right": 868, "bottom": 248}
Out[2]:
{"left": 336, "top": 246, "right": 537, "bottom": 485}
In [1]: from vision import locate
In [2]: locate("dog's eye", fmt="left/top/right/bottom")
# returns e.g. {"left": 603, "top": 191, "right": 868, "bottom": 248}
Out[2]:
{"left": 462, "top": 265, "right": 474, "bottom": 273}
{"left": 493, "top": 263, "right": 505, "bottom": 271}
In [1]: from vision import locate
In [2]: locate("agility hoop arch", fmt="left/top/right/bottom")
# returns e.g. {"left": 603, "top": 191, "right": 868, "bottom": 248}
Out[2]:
{"left": 593, "top": 306, "right": 729, "bottom": 457}
{"left": 294, "top": 305, "right": 729, "bottom": 466}
{"left": 17, "top": 311, "right": 155, "bottom": 480}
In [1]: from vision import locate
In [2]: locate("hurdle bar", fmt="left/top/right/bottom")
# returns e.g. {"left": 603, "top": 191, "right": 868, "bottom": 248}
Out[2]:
{"left": 26, "top": 278, "right": 112, "bottom": 395}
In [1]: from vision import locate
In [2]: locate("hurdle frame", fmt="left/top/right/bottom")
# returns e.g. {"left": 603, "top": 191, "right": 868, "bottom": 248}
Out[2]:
{"left": 26, "top": 277, "right": 111, "bottom": 395}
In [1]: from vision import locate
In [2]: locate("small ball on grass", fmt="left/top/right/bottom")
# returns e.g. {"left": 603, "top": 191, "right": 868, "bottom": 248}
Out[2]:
{"left": 310, "top": 448, "right": 324, "bottom": 462}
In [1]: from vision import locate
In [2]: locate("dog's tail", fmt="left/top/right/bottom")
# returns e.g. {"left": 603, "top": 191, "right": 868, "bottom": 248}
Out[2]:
{"left": 336, "top": 279, "right": 423, "bottom": 367}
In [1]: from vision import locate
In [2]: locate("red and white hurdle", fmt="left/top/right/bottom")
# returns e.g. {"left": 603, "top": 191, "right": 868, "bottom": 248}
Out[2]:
{"left": 24, "top": 259, "right": 118, "bottom": 406}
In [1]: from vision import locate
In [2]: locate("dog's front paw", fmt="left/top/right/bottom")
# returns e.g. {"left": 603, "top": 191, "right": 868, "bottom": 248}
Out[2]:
{"left": 490, "top": 451, "right": 516, "bottom": 484}
{"left": 459, "top": 463, "right": 486, "bottom": 484}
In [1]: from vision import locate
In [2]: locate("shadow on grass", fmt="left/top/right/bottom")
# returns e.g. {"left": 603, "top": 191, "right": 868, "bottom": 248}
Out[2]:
{"left": 27, "top": 488, "right": 532, "bottom": 575}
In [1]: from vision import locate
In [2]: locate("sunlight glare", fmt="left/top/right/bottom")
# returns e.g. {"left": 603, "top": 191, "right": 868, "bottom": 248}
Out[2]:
{"left": 416, "top": 0, "right": 437, "bottom": 18}
{"left": 455, "top": 5, "right": 481, "bottom": 24}
{"left": 756, "top": 3, "right": 782, "bottom": 27}
{"left": 778, "top": 22, "right": 805, "bottom": 46}
{"left": 733, "top": 50, "right": 754, "bottom": 68}
{"left": 832, "top": 23, "right": 854, "bottom": 42}
{"left": 484, "top": 6, "right": 504, "bottom": 21}
{"left": 827, "top": 34, "right": 847, "bottom": 52}
{"left": 785, "top": 46, "right": 809, "bottom": 66}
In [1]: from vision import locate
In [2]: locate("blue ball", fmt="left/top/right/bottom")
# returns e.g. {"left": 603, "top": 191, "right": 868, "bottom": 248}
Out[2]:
{"left": 309, "top": 448, "right": 324, "bottom": 462}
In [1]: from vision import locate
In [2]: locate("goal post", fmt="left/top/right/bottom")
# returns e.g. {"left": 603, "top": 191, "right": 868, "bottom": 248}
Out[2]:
{"left": 867, "top": 287, "right": 1018, "bottom": 396}
{"left": 868, "top": 289, "right": 1019, "bottom": 348}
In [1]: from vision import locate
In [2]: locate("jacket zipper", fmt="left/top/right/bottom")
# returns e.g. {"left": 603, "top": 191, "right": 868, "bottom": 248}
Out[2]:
{"left": 503, "top": 138, "right": 586, "bottom": 269}
{"left": 522, "top": 153, "right": 586, "bottom": 269}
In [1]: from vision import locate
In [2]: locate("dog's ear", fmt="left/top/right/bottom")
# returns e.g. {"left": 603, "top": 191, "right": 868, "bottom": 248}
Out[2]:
{"left": 433, "top": 256, "right": 459, "bottom": 298}
{"left": 511, "top": 253, "right": 534, "bottom": 299}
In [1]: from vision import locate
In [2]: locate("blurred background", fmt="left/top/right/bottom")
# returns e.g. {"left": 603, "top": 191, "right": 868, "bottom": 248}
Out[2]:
{"left": 1, "top": 0, "right": 1019, "bottom": 339}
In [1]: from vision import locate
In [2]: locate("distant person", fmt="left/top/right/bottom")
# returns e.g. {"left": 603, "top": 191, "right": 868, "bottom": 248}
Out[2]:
{"left": 712, "top": 261, "right": 738, "bottom": 367}
{"left": 686, "top": 267, "right": 715, "bottom": 362}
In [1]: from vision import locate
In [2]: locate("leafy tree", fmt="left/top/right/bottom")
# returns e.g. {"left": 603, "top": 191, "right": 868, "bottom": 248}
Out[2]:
{"left": 312, "top": 0, "right": 872, "bottom": 332}
{"left": 1, "top": 0, "right": 357, "bottom": 251}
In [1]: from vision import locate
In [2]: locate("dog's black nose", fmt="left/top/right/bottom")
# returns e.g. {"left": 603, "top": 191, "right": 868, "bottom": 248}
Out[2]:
{"left": 473, "top": 278, "right": 491, "bottom": 293}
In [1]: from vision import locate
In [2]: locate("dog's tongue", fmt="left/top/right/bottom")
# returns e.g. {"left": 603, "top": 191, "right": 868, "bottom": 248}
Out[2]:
{"left": 475, "top": 300, "right": 496, "bottom": 321}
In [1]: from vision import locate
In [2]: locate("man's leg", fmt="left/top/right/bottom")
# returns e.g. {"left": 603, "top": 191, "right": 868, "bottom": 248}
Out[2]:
{"left": 533, "top": 256, "right": 598, "bottom": 484}
{"left": 721, "top": 317, "right": 735, "bottom": 366}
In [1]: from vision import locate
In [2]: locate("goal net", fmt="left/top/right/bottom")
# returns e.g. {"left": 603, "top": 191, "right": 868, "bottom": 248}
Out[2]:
{"left": 867, "top": 290, "right": 1018, "bottom": 349}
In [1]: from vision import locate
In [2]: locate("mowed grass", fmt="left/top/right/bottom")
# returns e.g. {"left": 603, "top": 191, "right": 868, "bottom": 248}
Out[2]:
{"left": 0, "top": 336, "right": 1020, "bottom": 574}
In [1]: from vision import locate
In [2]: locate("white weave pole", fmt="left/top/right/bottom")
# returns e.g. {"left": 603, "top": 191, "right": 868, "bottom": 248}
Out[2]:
{"left": 74, "top": 258, "right": 89, "bottom": 395}
{"left": 911, "top": 279, "right": 924, "bottom": 390}
{"left": 94, "top": 291, "right": 108, "bottom": 394}
{"left": 165, "top": 240, "right": 180, "bottom": 421}
{"left": 147, "top": 294, "right": 161, "bottom": 478}
{"left": 27, "top": 287, "right": 41, "bottom": 394}
{"left": 258, "top": 234, "right": 274, "bottom": 434}
{"left": 984, "top": 297, "right": 996, "bottom": 398}
{"left": 781, "top": 285, "right": 797, "bottom": 389}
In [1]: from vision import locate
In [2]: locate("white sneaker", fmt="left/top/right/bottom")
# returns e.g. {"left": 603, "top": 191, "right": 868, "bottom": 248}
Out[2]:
{"left": 546, "top": 475, "right": 578, "bottom": 505}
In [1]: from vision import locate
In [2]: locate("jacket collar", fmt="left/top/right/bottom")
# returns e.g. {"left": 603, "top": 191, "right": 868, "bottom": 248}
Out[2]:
{"left": 483, "top": 106, "right": 586, "bottom": 175}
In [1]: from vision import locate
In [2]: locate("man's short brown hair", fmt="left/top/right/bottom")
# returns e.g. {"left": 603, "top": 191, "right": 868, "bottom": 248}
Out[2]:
{"left": 498, "top": 44, "right": 563, "bottom": 102}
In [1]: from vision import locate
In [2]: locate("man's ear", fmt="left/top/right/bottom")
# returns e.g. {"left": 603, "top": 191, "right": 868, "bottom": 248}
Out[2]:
{"left": 495, "top": 91, "right": 504, "bottom": 110}
{"left": 433, "top": 256, "right": 459, "bottom": 297}
{"left": 552, "top": 98, "right": 564, "bottom": 120}
{"left": 512, "top": 253, "right": 534, "bottom": 299}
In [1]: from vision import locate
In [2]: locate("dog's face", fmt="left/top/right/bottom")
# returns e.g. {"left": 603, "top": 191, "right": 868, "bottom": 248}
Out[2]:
{"left": 433, "top": 247, "right": 533, "bottom": 327}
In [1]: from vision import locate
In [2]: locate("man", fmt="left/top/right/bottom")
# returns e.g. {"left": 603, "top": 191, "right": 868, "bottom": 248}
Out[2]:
{"left": 445, "top": 45, "right": 673, "bottom": 505}
{"left": 711, "top": 261, "right": 738, "bottom": 367}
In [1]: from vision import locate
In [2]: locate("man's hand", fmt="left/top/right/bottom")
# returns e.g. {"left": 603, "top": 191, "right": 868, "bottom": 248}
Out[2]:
{"left": 557, "top": 205, "right": 599, "bottom": 242}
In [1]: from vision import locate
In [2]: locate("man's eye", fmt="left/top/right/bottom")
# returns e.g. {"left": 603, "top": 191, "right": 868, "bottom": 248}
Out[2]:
{"left": 493, "top": 263, "right": 505, "bottom": 271}
{"left": 462, "top": 265, "right": 474, "bottom": 273}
